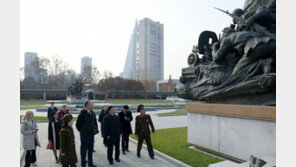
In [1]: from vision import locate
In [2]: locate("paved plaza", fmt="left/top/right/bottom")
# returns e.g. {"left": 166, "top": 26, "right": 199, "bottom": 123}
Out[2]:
{"left": 21, "top": 110, "right": 188, "bottom": 167}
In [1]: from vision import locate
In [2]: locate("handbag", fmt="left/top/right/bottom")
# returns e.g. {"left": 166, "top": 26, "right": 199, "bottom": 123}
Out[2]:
{"left": 47, "top": 141, "right": 54, "bottom": 149}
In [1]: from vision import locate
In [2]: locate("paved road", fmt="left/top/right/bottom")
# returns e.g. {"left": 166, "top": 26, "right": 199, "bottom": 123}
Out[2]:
{"left": 22, "top": 110, "right": 188, "bottom": 167}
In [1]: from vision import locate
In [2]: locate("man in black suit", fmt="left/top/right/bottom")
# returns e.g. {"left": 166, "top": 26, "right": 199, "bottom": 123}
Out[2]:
{"left": 103, "top": 106, "right": 123, "bottom": 165}
{"left": 76, "top": 100, "right": 99, "bottom": 167}
{"left": 47, "top": 101, "right": 57, "bottom": 122}
{"left": 118, "top": 105, "right": 133, "bottom": 154}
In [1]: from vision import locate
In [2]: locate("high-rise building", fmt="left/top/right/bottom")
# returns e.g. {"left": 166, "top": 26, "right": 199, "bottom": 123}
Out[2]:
{"left": 120, "top": 20, "right": 138, "bottom": 79}
{"left": 24, "top": 52, "right": 38, "bottom": 79}
{"left": 66, "top": 69, "right": 76, "bottom": 81}
{"left": 81, "top": 56, "right": 92, "bottom": 73}
{"left": 136, "top": 18, "right": 164, "bottom": 81}
{"left": 81, "top": 56, "right": 92, "bottom": 84}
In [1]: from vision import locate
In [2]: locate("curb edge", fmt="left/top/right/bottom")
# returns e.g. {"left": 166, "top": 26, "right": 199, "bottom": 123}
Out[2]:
{"left": 129, "top": 137, "right": 191, "bottom": 167}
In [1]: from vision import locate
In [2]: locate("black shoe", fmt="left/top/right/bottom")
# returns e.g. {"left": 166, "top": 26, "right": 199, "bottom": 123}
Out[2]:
{"left": 109, "top": 161, "right": 113, "bottom": 165}
{"left": 150, "top": 156, "right": 155, "bottom": 160}
{"left": 55, "top": 156, "right": 59, "bottom": 163}
{"left": 88, "top": 164, "right": 97, "bottom": 167}
{"left": 126, "top": 149, "right": 130, "bottom": 152}
{"left": 137, "top": 154, "right": 141, "bottom": 158}
{"left": 122, "top": 151, "right": 126, "bottom": 155}
{"left": 115, "top": 158, "right": 120, "bottom": 162}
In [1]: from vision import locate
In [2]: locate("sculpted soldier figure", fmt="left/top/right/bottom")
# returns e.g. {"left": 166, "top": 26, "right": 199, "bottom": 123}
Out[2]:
{"left": 68, "top": 77, "right": 86, "bottom": 97}
{"left": 176, "top": 0, "right": 276, "bottom": 105}
{"left": 232, "top": 7, "right": 276, "bottom": 33}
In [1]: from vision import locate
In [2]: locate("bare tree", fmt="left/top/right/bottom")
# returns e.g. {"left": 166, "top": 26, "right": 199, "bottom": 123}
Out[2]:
{"left": 103, "top": 70, "right": 113, "bottom": 79}
{"left": 81, "top": 65, "right": 92, "bottom": 84}
{"left": 142, "top": 79, "right": 157, "bottom": 91}
{"left": 97, "top": 77, "right": 144, "bottom": 93}
{"left": 20, "top": 66, "right": 24, "bottom": 81}
{"left": 49, "top": 56, "right": 69, "bottom": 86}
{"left": 20, "top": 55, "right": 76, "bottom": 89}
{"left": 92, "top": 65, "right": 101, "bottom": 84}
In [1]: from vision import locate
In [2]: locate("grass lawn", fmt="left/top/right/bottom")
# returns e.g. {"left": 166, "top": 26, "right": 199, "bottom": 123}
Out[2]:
{"left": 20, "top": 103, "right": 46, "bottom": 106}
{"left": 104, "top": 99, "right": 163, "bottom": 101}
{"left": 20, "top": 116, "right": 77, "bottom": 122}
{"left": 156, "top": 109, "right": 188, "bottom": 116}
{"left": 20, "top": 103, "right": 72, "bottom": 110}
{"left": 131, "top": 127, "right": 222, "bottom": 167}
{"left": 110, "top": 102, "right": 168, "bottom": 105}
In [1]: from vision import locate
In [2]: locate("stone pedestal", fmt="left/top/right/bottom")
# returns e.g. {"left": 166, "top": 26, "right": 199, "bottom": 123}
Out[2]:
{"left": 187, "top": 103, "right": 276, "bottom": 161}
{"left": 66, "top": 96, "right": 88, "bottom": 103}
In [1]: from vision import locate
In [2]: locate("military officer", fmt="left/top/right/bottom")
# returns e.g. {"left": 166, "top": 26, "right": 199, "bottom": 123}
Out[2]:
{"left": 60, "top": 114, "right": 78, "bottom": 167}
{"left": 135, "top": 104, "right": 155, "bottom": 159}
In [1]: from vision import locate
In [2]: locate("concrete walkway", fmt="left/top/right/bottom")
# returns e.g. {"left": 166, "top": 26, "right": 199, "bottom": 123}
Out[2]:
{"left": 20, "top": 109, "right": 188, "bottom": 130}
{"left": 21, "top": 110, "right": 188, "bottom": 167}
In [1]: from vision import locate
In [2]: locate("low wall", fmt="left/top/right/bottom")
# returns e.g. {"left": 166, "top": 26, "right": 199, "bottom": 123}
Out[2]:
{"left": 187, "top": 103, "right": 276, "bottom": 161}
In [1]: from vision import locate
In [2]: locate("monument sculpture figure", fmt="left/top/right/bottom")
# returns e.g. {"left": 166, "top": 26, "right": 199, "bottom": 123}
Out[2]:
{"left": 176, "top": 0, "right": 276, "bottom": 105}
{"left": 68, "top": 76, "right": 86, "bottom": 97}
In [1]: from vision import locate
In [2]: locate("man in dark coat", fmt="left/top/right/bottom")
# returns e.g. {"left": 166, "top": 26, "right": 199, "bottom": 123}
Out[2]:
{"left": 135, "top": 104, "right": 155, "bottom": 159}
{"left": 103, "top": 106, "right": 123, "bottom": 165}
{"left": 47, "top": 102, "right": 57, "bottom": 122}
{"left": 76, "top": 100, "right": 99, "bottom": 167}
{"left": 118, "top": 105, "right": 133, "bottom": 154}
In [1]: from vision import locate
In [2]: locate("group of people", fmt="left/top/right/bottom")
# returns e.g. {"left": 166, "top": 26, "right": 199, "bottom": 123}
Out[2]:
{"left": 47, "top": 102, "right": 70, "bottom": 163}
{"left": 21, "top": 100, "right": 156, "bottom": 167}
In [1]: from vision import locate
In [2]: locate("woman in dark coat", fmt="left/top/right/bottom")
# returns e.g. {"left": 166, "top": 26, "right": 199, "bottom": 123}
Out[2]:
{"left": 60, "top": 114, "right": 77, "bottom": 167}
{"left": 48, "top": 111, "right": 63, "bottom": 163}
{"left": 98, "top": 105, "right": 108, "bottom": 146}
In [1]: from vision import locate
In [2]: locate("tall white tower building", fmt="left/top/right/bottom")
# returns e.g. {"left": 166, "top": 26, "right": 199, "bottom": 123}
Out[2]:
{"left": 136, "top": 18, "right": 164, "bottom": 81}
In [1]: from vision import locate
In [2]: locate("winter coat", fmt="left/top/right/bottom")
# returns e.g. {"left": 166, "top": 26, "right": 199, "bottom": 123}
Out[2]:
{"left": 21, "top": 119, "right": 41, "bottom": 151}
{"left": 76, "top": 109, "right": 99, "bottom": 135}
{"left": 135, "top": 114, "right": 155, "bottom": 137}
{"left": 59, "top": 126, "right": 77, "bottom": 165}
{"left": 48, "top": 119, "right": 62, "bottom": 150}
{"left": 103, "top": 114, "right": 123, "bottom": 143}
{"left": 118, "top": 110, "right": 133, "bottom": 135}
{"left": 58, "top": 109, "right": 70, "bottom": 119}
{"left": 98, "top": 109, "right": 108, "bottom": 137}
{"left": 48, "top": 106, "right": 58, "bottom": 121}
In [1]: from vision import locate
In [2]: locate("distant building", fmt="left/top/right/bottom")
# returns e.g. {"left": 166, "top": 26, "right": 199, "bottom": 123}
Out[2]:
{"left": 81, "top": 56, "right": 92, "bottom": 84}
{"left": 24, "top": 52, "right": 38, "bottom": 79}
{"left": 136, "top": 18, "right": 164, "bottom": 81}
{"left": 121, "top": 20, "right": 138, "bottom": 79}
{"left": 81, "top": 56, "right": 92, "bottom": 73}
{"left": 121, "top": 18, "right": 164, "bottom": 81}
{"left": 66, "top": 69, "right": 76, "bottom": 81}
{"left": 156, "top": 75, "right": 179, "bottom": 92}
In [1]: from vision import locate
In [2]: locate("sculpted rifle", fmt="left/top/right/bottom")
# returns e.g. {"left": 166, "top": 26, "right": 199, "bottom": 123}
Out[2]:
{"left": 214, "top": 7, "right": 276, "bottom": 40}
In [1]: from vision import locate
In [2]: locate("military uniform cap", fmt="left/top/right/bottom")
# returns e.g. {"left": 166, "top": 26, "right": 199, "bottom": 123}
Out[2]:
{"left": 62, "top": 114, "right": 73, "bottom": 123}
